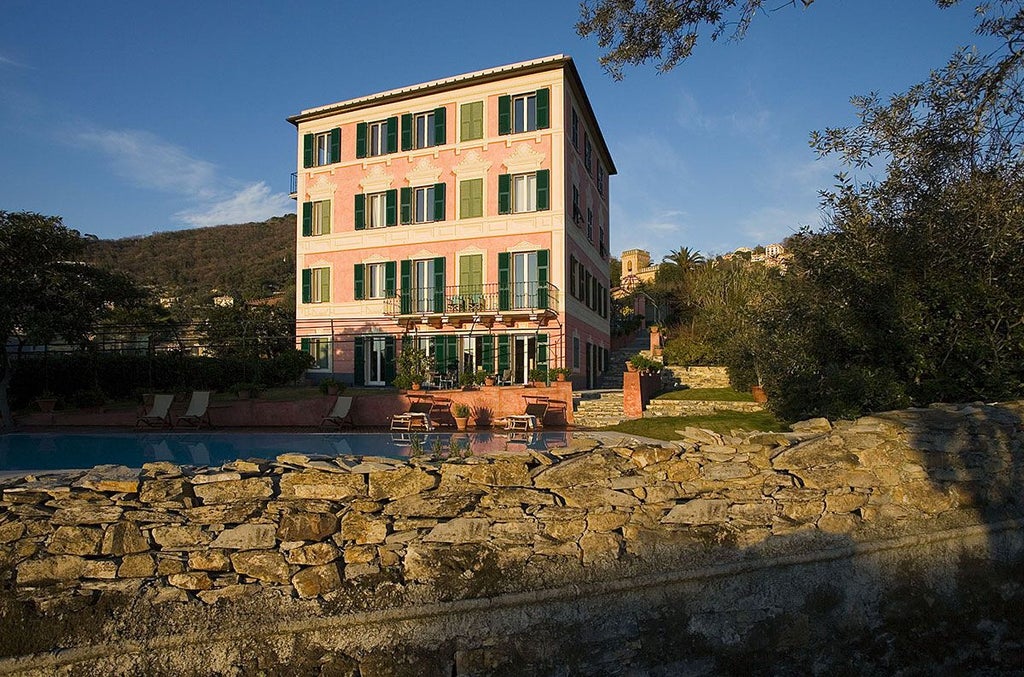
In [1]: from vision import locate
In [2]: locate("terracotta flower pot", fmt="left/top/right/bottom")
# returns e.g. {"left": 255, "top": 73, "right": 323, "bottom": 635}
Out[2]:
{"left": 454, "top": 416, "right": 469, "bottom": 431}
{"left": 411, "top": 382, "right": 421, "bottom": 391}
{"left": 751, "top": 385, "right": 768, "bottom": 403}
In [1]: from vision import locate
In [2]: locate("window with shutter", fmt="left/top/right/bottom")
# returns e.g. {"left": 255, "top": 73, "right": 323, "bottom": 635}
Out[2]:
{"left": 459, "top": 178, "right": 483, "bottom": 219}
{"left": 460, "top": 101, "right": 483, "bottom": 141}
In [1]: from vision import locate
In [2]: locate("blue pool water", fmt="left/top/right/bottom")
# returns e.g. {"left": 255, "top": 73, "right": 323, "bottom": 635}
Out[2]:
{"left": 0, "top": 431, "right": 574, "bottom": 472}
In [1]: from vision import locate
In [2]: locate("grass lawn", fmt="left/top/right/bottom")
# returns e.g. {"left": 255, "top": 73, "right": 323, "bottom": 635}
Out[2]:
{"left": 654, "top": 387, "right": 754, "bottom": 402}
{"left": 598, "top": 410, "right": 787, "bottom": 440}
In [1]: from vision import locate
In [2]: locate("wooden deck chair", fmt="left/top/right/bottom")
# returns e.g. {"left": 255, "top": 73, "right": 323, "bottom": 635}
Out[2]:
{"left": 320, "top": 396, "right": 354, "bottom": 429}
{"left": 390, "top": 397, "right": 434, "bottom": 432}
{"left": 504, "top": 396, "right": 550, "bottom": 431}
{"left": 176, "top": 391, "right": 212, "bottom": 428}
{"left": 137, "top": 394, "right": 174, "bottom": 428}
{"left": 497, "top": 369, "right": 514, "bottom": 386}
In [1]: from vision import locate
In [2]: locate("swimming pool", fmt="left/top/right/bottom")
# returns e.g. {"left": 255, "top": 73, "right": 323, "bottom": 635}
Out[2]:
{"left": 0, "top": 430, "right": 574, "bottom": 473}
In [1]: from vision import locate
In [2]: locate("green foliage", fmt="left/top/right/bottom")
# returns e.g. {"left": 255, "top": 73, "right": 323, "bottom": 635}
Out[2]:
{"left": 663, "top": 332, "right": 715, "bottom": 366}
{"left": 628, "top": 353, "right": 661, "bottom": 373}
{"left": 528, "top": 367, "right": 549, "bottom": 382}
{"left": 198, "top": 303, "right": 295, "bottom": 360}
{"left": 318, "top": 377, "right": 344, "bottom": 395}
{"left": 394, "top": 346, "right": 433, "bottom": 389}
{"left": 600, "top": 411, "right": 787, "bottom": 439}
{"left": 8, "top": 350, "right": 312, "bottom": 408}
{"left": 458, "top": 371, "right": 476, "bottom": 387}
{"left": 82, "top": 214, "right": 296, "bottom": 304}
{"left": 453, "top": 403, "right": 471, "bottom": 418}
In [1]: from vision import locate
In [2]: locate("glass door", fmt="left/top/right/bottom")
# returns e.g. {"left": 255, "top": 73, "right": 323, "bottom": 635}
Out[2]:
{"left": 366, "top": 337, "right": 386, "bottom": 386}
{"left": 512, "top": 335, "right": 536, "bottom": 384}
{"left": 512, "top": 252, "right": 538, "bottom": 309}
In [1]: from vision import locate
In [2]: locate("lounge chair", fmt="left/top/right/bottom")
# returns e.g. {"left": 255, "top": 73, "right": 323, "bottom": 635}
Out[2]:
{"left": 137, "top": 394, "right": 174, "bottom": 428}
{"left": 320, "top": 395, "right": 354, "bottom": 429}
{"left": 390, "top": 396, "right": 435, "bottom": 432}
{"left": 503, "top": 396, "right": 550, "bottom": 431}
{"left": 176, "top": 390, "right": 212, "bottom": 428}
{"left": 497, "top": 369, "right": 514, "bottom": 386}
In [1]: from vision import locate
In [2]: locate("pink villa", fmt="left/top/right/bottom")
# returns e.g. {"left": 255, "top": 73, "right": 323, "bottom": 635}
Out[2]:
{"left": 288, "top": 55, "right": 614, "bottom": 389}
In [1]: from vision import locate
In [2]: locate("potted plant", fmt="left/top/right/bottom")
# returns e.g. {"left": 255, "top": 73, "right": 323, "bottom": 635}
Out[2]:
{"left": 629, "top": 353, "right": 660, "bottom": 375}
{"left": 528, "top": 367, "right": 549, "bottom": 386}
{"left": 452, "top": 402, "right": 471, "bottom": 431}
{"left": 459, "top": 371, "right": 476, "bottom": 390}
{"left": 319, "top": 377, "right": 344, "bottom": 396}
{"left": 483, "top": 373, "right": 496, "bottom": 387}
{"left": 394, "top": 346, "right": 434, "bottom": 392}
{"left": 35, "top": 391, "right": 58, "bottom": 413}
{"left": 551, "top": 367, "right": 571, "bottom": 382}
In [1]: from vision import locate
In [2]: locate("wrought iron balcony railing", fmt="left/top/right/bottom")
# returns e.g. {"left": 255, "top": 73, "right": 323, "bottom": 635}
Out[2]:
{"left": 383, "top": 282, "right": 559, "bottom": 318}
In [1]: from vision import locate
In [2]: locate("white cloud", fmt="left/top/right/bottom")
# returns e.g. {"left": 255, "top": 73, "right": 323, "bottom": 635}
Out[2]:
{"left": 76, "top": 127, "right": 290, "bottom": 228}
{"left": 176, "top": 181, "right": 292, "bottom": 228}
{"left": 736, "top": 205, "right": 822, "bottom": 245}
{"left": 0, "top": 53, "right": 29, "bottom": 69}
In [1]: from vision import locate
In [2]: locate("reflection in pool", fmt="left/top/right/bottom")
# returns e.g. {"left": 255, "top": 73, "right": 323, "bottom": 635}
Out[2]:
{"left": 0, "top": 431, "right": 573, "bottom": 472}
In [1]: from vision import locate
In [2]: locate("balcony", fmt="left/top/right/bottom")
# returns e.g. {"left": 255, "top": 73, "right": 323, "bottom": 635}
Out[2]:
{"left": 383, "top": 282, "right": 559, "bottom": 327}
{"left": 289, "top": 172, "right": 298, "bottom": 199}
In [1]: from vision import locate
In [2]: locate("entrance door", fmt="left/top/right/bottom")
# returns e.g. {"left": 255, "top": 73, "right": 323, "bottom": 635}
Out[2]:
{"left": 366, "top": 337, "right": 386, "bottom": 386}
{"left": 512, "top": 335, "right": 536, "bottom": 384}
{"left": 585, "top": 343, "right": 593, "bottom": 389}
{"left": 512, "top": 252, "right": 538, "bottom": 309}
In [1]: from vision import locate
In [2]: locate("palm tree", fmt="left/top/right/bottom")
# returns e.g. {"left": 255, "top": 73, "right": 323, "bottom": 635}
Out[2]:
{"left": 662, "top": 247, "right": 705, "bottom": 272}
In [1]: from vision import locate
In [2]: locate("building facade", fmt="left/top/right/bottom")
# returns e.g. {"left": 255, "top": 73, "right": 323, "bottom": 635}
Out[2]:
{"left": 288, "top": 56, "right": 614, "bottom": 389}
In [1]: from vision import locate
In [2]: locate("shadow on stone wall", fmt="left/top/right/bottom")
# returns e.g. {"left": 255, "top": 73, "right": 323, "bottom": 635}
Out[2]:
{"left": 1, "top": 403, "right": 1023, "bottom": 674}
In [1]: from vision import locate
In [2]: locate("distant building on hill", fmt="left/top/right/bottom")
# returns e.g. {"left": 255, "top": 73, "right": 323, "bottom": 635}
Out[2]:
{"left": 617, "top": 248, "right": 660, "bottom": 293}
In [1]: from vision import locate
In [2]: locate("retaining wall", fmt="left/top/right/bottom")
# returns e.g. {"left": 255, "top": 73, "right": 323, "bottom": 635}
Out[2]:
{"left": 1, "top": 401, "right": 1023, "bottom": 674}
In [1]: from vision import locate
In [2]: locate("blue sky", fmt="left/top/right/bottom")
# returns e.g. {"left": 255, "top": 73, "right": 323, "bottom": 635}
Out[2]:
{"left": 0, "top": 1, "right": 990, "bottom": 260}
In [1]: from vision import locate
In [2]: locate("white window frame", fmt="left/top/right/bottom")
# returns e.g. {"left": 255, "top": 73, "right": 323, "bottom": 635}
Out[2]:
{"left": 310, "top": 267, "right": 330, "bottom": 304}
{"left": 311, "top": 200, "right": 331, "bottom": 236}
{"left": 413, "top": 258, "right": 435, "bottom": 313}
{"left": 512, "top": 251, "right": 539, "bottom": 310}
{"left": 367, "top": 263, "right": 387, "bottom": 299}
{"left": 306, "top": 336, "right": 331, "bottom": 371}
{"left": 368, "top": 120, "right": 388, "bottom": 157}
{"left": 512, "top": 93, "right": 537, "bottom": 133}
{"left": 512, "top": 173, "right": 537, "bottom": 214}
{"left": 314, "top": 132, "right": 331, "bottom": 167}
{"left": 414, "top": 185, "right": 436, "bottom": 223}
{"left": 414, "top": 111, "right": 436, "bottom": 149}
{"left": 367, "top": 192, "right": 387, "bottom": 229}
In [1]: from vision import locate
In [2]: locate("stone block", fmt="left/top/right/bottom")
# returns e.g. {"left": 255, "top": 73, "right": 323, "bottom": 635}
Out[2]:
{"left": 184, "top": 502, "right": 263, "bottom": 525}
{"left": 340, "top": 512, "right": 389, "bottom": 544}
{"left": 16, "top": 555, "right": 89, "bottom": 585}
{"left": 197, "top": 585, "right": 251, "bottom": 604}
{"left": 344, "top": 544, "right": 377, "bottom": 564}
{"left": 278, "top": 512, "right": 338, "bottom": 542}
{"left": 554, "top": 487, "right": 640, "bottom": 509}
{"left": 490, "top": 520, "right": 538, "bottom": 544}
{"left": 139, "top": 478, "right": 190, "bottom": 504}
{"left": 0, "top": 521, "right": 25, "bottom": 543}
{"left": 47, "top": 526, "right": 102, "bottom": 556}
{"left": 285, "top": 542, "right": 340, "bottom": 566}
{"left": 661, "top": 499, "right": 730, "bottom": 525}
{"left": 192, "top": 477, "right": 273, "bottom": 504}
{"left": 168, "top": 572, "right": 213, "bottom": 590}
{"left": 101, "top": 522, "right": 150, "bottom": 555}
{"left": 83, "top": 560, "right": 118, "bottom": 579}
{"left": 626, "top": 445, "right": 676, "bottom": 469}
{"left": 580, "top": 531, "right": 622, "bottom": 565}
{"left": 586, "top": 510, "right": 630, "bottom": 533}
{"left": 292, "top": 563, "right": 343, "bottom": 598}
{"left": 231, "top": 550, "right": 291, "bottom": 584}
{"left": 825, "top": 492, "right": 868, "bottom": 514}
{"left": 188, "top": 550, "right": 232, "bottom": 571}
{"left": 817, "top": 512, "right": 862, "bottom": 534}
{"left": 368, "top": 466, "right": 438, "bottom": 499}
{"left": 151, "top": 525, "right": 211, "bottom": 551}
{"left": 532, "top": 452, "right": 624, "bottom": 489}
{"left": 279, "top": 470, "right": 365, "bottom": 501}
{"left": 701, "top": 462, "right": 755, "bottom": 481}
{"left": 52, "top": 503, "right": 123, "bottom": 526}
{"left": 118, "top": 553, "right": 156, "bottom": 578}
{"left": 477, "top": 488, "right": 556, "bottom": 508}
{"left": 382, "top": 492, "right": 478, "bottom": 518}
{"left": 73, "top": 465, "right": 140, "bottom": 494}
{"left": 210, "top": 524, "right": 276, "bottom": 550}
{"left": 440, "top": 461, "right": 531, "bottom": 489}
{"left": 424, "top": 517, "right": 490, "bottom": 543}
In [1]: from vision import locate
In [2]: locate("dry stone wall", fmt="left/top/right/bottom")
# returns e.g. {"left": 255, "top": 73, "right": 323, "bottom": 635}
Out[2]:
{"left": 1, "top": 401, "right": 1023, "bottom": 673}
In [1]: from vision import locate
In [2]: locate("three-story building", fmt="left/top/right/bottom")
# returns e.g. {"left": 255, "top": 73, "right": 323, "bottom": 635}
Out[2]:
{"left": 288, "top": 55, "right": 614, "bottom": 388}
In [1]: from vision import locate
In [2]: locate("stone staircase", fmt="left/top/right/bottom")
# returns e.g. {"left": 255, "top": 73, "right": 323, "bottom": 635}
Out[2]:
{"left": 572, "top": 390, "right": 628, "bottom": 428}
{"left": 596, "top": 333, "right": 652, "bottom": 389}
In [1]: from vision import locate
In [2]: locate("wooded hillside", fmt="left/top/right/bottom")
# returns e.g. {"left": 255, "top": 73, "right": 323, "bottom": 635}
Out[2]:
{"left": 83, "top": 214, "right": 296, "bottom": 303}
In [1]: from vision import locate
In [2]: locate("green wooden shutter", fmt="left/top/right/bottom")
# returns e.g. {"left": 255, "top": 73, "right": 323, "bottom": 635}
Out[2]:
{"left": 353, "top": 263, "right": 365, "bottom": 300}
{"left": 354, "top": 194, "right": 365, "bottom": 230}
{"left": 433, "top": 256, "right": 445, "bottom": 312}
{"left": 386, "top": 116, "right": 398, "bottom": 153}
{"left": 386, "top": 189, "right": 397, "bottom": 226}
{"left": 536, "top": 170, "right": 550, "bottom": 210}
{"left": 497, "top": 335, "right": 510, "bottom": 373}
{"left": 301, "top": 202, "right": 312, "bottom": 236}
{"left": 400, "top": 187, "right": 412, "bottom": 224}
{"left": 460, "top": 178, "right": 482, "bottom": 219}
{"left": 433, "top": 182, "right": 445, "bottom": 221}
{"left": 301, "top": 268, "right": 311, "bottom": 303}
{"left": 460, "top": 101, "right": 482, "bottom": 141}
{"left": 320, "top": 268, "right": 330, "bottom": 302}
{"left": 536, "top": 333, "right": 548, "bottom": 372}
{"left": 401, "top": 113, "right": 413, "bottom": 151}
{"left": 433, "top": 107, "right": 446, "bottom": 145}
{"left": 481, "top": 336, "right": 494, "bottom": 373}
{"left": 353, "top": 338, "right": 365, "bottom": 386}
{"left": 329, "top": 128, "right": 340, "bottom": 163}
{"left": 570, "top": 256, "right": 577, "bottom": 296}
{"left": 537, "top": 249, "right": 549, "bottom": 310}
{"left": 498, "top": 252, "right": 510, "bottom": 311}
{"left": 356, "top": 123, "right": 367, "bottom": 158}
{"left": 400, "top": 260, "right": 411, "bottom": 314}
{"left": 320, "top": 201, "right": 331, "bottom": 234}
{"left": 384, "top": 261, "right": 396, "bottom": 297}
{"left": 498, "top": 174, "right": 511, "bottom": 214}
{"left": 303, "top": 134, "right": 314, "bottom": 168}
{"left": 301, "top": 337, "right": 310, "bottom": 355}
{"left": 498, "top": 95, "right": 511, "bottom": 135}
{"left": 384, "top": 336, "right": 396, "bottom": 384}
{"left": 536, "top": 88, "right": 550, "bottom": 129}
